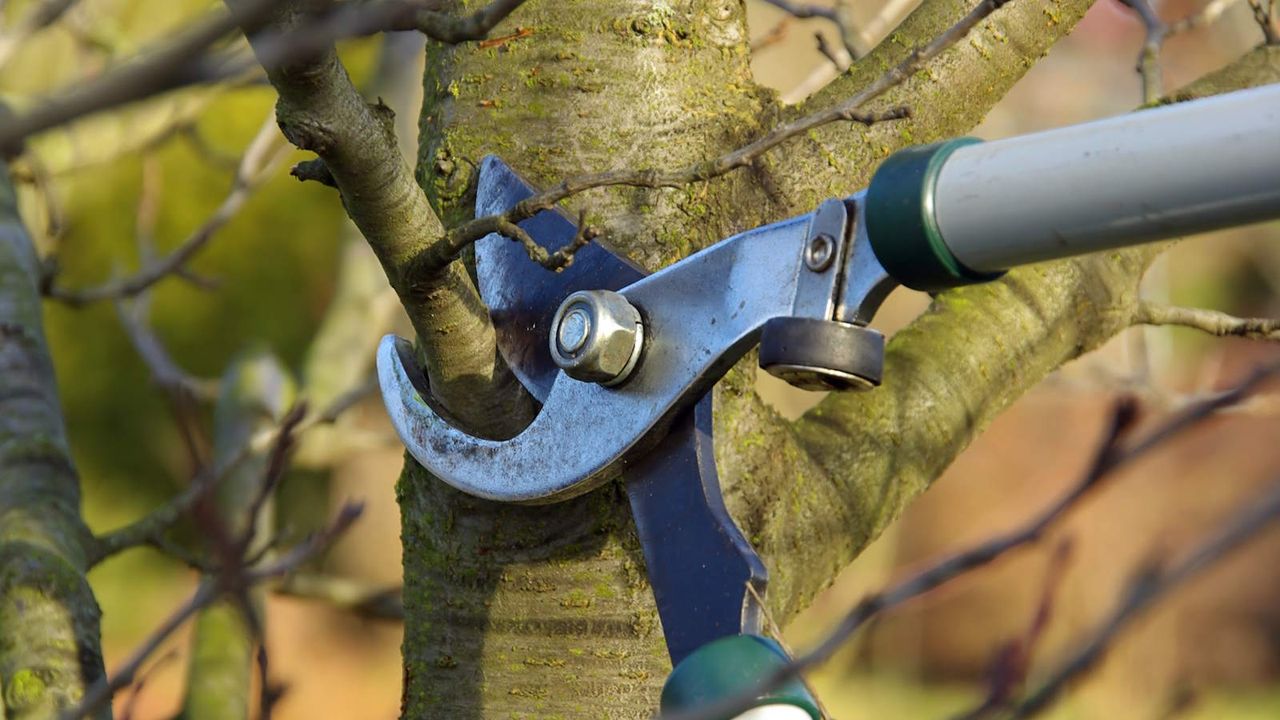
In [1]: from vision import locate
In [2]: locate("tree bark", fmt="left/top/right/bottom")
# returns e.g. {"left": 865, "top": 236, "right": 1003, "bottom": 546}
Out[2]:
{"left": 397, "top": 1, "right": 1158, "bottom": 716}
{"left": 0, "top": 163, "right": 106, "bottom": 718}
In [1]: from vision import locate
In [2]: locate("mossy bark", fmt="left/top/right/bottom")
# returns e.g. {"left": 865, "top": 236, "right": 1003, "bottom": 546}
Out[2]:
{"left": 0, "top": 163, "right": 106, "bottom": 718}
{"left": 396, "top": 3, "right": 1280, "bottom": 718}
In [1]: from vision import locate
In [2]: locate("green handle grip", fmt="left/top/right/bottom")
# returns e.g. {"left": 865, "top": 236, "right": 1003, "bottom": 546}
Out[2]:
{"left": 864, "top": 137, "right": 1003, "bottom": 292}
{"left": 660, "top": 635, "right": 821, "bottom": 720}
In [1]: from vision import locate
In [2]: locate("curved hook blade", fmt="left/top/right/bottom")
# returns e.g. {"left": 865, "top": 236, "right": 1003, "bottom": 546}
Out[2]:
{"left": 376, "top": 210, "right": 808, "bottom": 502}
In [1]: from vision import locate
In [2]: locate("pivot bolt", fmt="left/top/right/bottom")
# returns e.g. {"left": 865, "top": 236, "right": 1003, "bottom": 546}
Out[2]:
{"left": 550, "top": 290, "right": 644, "bottom": 386}
{"left": 557, "top": 307, "right": 591, "bottom": 353}
{"left": 804, "top": 233, "right": 836, "bottom": 272}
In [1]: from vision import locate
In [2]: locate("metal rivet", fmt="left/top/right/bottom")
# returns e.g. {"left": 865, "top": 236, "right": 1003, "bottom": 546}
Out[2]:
{"left": 804, "top": 233, "right": 835, "bottom": 272}
{"left": 557, "top": 306, "right": 591, "bottom": 354}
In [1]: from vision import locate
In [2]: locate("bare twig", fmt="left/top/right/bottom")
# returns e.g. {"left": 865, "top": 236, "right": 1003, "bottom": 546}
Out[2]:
{"left": 112, "top": 155, "right": 217, "bottom": 476}
{"left": 442, "top": 0, "right": 1018, "bottom": 270}
{"left": 118, "top": 651, "right": 179, "bottom": 720}
{"left": 46, "top": 111, "right": 288, "bottom": 305}
{"left": 1119, "top": 0, "right": 1252, "bottom": 102}
{"left": 952, "top": 540, "right": 1074, "bottom": 720}
{"left": 1009, "top": 478, "right": 1280, "bottom": 718}
{"left": 760, "top": 0, "right": 862, "bottom": 59}
{"left": 63, "top": 502, "right": 361, "bottom": 720}
{"left": 493, "top": 208, "right": 601, "bottom": 270}
{"left": 273, "top": 572, "right": 404, "bottom": 620}
{"left": 750, "top": 16, "right": 791, "bottom": 52}
{"left": 745, "top": 582, "right": 833, "bottom": 720}
{"left": 1119, "top": 0, "right": 1168, "bottom": 103}
{"left": 815, "top": 31, "right": 852, "bottom": 72}
{"left": 0, "top": 0, "right": 528, "bottom": 155}
{"left": 435, "top": 100, "right": 909, "bottom": 266}
{"left": 0, "top": 0, "right": 277, "bottom": 157}
{"left": 88, "top": 380, "right": 375, "bottom": 566}
{"left": 658, "top": 361, "right": 1280, "bottom": 720}
{"left": 116, "top": 297, "right": 220, "bottom": 399}
{"left": 1247, "top": 0, "right": 1280, "bottom": 43}
{"left": 760, "top": 0, "right": 837, "bottom": 21}
{"left": 0, "top": 0, "right": 80, "bottom": 70}
{"left": 1133, "top": 301, "right": 1280, "bottom": 341}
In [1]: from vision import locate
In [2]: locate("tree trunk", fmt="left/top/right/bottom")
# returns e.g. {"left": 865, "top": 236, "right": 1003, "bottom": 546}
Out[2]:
{"left": 397, "top": 1, "right": 1125, "bottom": 716}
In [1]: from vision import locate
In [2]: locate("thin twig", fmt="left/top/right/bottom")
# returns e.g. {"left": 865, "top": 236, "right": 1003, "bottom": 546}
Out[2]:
{"left": 760, "top": 0, "right": 862, "bottom": 59}
{"left": 441, "top": 0, "right": 1017, "bottom": 271}
{"left": 815, "top": 32, "right": 852, "bottom": 72}
{"left": 47, "top": 111, "right": 287, "bottom": 305}
{"left": 0, "top": 0, "right": 80, "bottom": 70}
{"left": 951, "top": 540, "right": 1074, "bottom": 720}
{"left": 1246, "top": 0, "right": 1280, "bottom": 43}
{"left": 0, "top": 0, "right": 278, "bottom": 157}
{"left": 1118, "top": 0, "right": 1250, "bottom": 103}
{"left": 62, "top": 502, "right": 361, "bottom": 720}
{"left": 745, "top": 582, "right": 833, "bottom": 720}
{"left": 113, "top": 155, "right": 217, "bottom": 474}
{"left": 750, "top": 16, "right": 791, "bottom": 52}
{"left": 1133, "top": 301, "right": 1280, "bottom": 341}
{"left": 88, "top": 381, "right": 374, "bottom": 566}
{"left": 273, "top": 572, "right": 404, "bottom": 620}
{"left": 117, "top": 651, "right": 178, "bottom": 720}
{"left": 657, "top": 361, "right": 1280, "bottom": 720}
{"left": 1119, "top": 0, "right": 1167, "bottom": 103}
{"left": 0, "top": 0, "right": 529, "bottom": 155}
{"left": 1008, "top": 478, "right": 1280, "bottom": 718}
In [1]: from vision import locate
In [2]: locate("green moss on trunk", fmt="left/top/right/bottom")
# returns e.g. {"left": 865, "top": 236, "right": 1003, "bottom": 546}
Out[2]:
{"left": 0, "top": 164, "right": 105, "bottom": 718}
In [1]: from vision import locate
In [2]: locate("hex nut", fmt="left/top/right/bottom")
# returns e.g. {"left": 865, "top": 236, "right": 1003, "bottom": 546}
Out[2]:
{"left": 550, "top": 290, "right": 644, "bottom": 386}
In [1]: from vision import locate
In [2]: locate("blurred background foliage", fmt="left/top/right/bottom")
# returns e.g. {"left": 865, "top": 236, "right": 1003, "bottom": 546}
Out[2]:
{"left": 3, "top": 0, "right": 1280, "bottom": 717}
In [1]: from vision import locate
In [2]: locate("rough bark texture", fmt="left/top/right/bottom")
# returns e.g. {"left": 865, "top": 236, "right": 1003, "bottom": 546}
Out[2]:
{"left": 0, "top": 163, "right": 106, "bottom": 718}
{"left": 397, "top": 0, "right": 1280, "bottom": 712}
{"left": 396, "top": 1, "right": 1129, "bottom": 716}
{"left": 226, "top": 0, "right": 536, "bottom": 440}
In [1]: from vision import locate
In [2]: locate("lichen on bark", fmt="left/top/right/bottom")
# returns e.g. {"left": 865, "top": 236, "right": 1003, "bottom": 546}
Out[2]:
{"left": 398, "top": 0, "right": 1279, "bottom": 714}
{"left": 0, "top": 162, "right": 106, "bottom": 718}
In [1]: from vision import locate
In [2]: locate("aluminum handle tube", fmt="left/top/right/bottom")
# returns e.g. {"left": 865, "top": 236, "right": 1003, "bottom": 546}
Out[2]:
{"left": 934, "top": 84, "right": 1280, "bottom": 274}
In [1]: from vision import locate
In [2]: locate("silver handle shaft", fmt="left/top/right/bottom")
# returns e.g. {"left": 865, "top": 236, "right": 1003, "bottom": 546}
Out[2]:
{"left": 934, "top": 84, "right": 1280, "bottom": 274}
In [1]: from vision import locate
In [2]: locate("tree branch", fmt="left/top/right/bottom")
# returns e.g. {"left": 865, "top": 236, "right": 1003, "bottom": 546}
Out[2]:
{"left": 746, "top": 44, "right": 1280, "bottom": 629}
{"left": 761, "top": 0, "right": 871, "bottom": 59}
{"left": 436, "top": 104, "right": 908, "bottom": 265}
{"left": 1247, "top": 0, "right": 1280, "bottom": 44}
{"left": 1009, "top": 476, "right": 1280, "bottom": 718}
{"left": 227, "top": 0, "right": 535, "bottom": 438}
{"left": 87, "top": 372, "right": 375, "bottom": 568}
{"left": 62, "top": 503, "right": 362, "bottom": 720}
{"left": 272, "top": 573, "right": 404, "bottom": 620}
{"left": 765, "top": 0, "right": 1096, "bottom": 212}
{"left": 664, "top": 362, "right": 1280, "bottom": 720}
{"left": 0, "top": 0, "right": 279, "bottom": 157}
{"left": 46, "top": 110, "right": 287, "bottom": 306}
{"left": 0, "top": 0, "right": 80, "bottom": 70}
{"left": 180, "top": 350, "right": 296, "bottom": 720}
{"left": 0, "top": 0, "right": 527, "bottom": 157}
{"left": 1133, "top": 301, "right": 1280, "bottom": 341}
{"left": 0, "top": 157, "right": 106, "bottom": 716}
{"left": 1119, "top": 0, "right": 1167, "bottom": 103}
